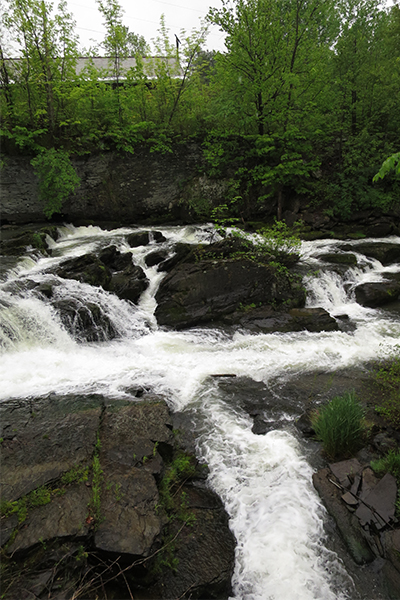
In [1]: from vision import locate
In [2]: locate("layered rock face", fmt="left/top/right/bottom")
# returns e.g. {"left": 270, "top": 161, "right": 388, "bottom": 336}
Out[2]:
{"left": 1, "top": 146, "right": 211, "bottom": 225}
{"left": 0, "top": 394, "right": 235, "bottom": 599}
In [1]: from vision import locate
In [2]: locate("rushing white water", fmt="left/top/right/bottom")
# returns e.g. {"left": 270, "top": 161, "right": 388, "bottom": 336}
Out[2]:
{"left": 1, "top": 225, "right": 400, "bottom": 599}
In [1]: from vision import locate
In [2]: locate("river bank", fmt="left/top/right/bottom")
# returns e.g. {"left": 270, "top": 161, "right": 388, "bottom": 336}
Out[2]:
{"left": 2, "top": 149, "right": 400, "bottom": 240}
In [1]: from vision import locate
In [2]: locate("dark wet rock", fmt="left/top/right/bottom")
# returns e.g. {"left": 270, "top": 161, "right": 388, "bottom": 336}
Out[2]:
{"left": 294, "top": 412, "right": 315, "bottom": 437}
{"left": 35, "top": 282, "right": 54, "bottom": 298}
{"left": 127, "top": 230, "right": 166, "bottom": 247}
{"left": 319, "top": 252, "right": 358, "bottom": 266}
{"left": 313, "top": 468, "right": 375, "bottom": 564}
{"left": 341, "top": 491, "right": 359, "bottom": 508}
{"left": 354, "top": 280, "right": 400, "bottom": 308}
{"left": 1, "top": 394, "right": 234, "bottom": 600}
{"left": 108, "top": 262, "right": 149, "bottom": 303}
{"left": 57, "top": 253, "right": 112, "bottom": 288}
{"left": 98, "top": 245, "right": 132, "bottom": 271}
{"left": 359, "top": 467, "right": 379, "bottom": 500}
{"left": 251, "top": 416, "right": 282, "bottom": 435}
{"left": 381, "top": 535, "right": 400, "bottom": 600}
{"left": 52, "top": 298, "right": 118, "bottom": 342}
{"left": 0, "top": 226, "right": 58, "bottom": 257}
{"left": 158, "top": 242, "right": 192, "bottom": 272}
{"left": 0, "top": 396, "right": 101, "bottom": 502}
{"left": 94, "top": 464, "right": 165, "bottom": 556}
{"left": 329, "top": 459, "right": 362, "bottom": 489}
{"left": 232, "top": 306, "right": 338, "bottom": 334}
{"left": 155, "top": 255, "right": 305, "bottom": 329}
{"left": 156, "top": 486, "right": 235, "bottom": 600}
{"left": 313, "top": 458, "right": 399, "bottom": 594}
{"left": 343, "top": 242, "right": 400, "bottom": 265}
{"left": 153, "top": 230, "right": 167, "bottom": 243}
{"left": 7, "top": 484, "right": 91, "bottom": 554}
{"left": 366, "top": 222, "right": 393, "bottom": 237}
{"left": 145, "top": 249, "right": 169, "bottom": 267}
{"left": 355, "top": 473, "right": 397, "bottom": 530}
{"left": 99, "top": 399, "right": 174, "bottom": 470}
{"left": 287, "top": 307, "right": 338, "bottom": 332}
{"left": 126, "top": 230, "right": 151, "bottom": 247}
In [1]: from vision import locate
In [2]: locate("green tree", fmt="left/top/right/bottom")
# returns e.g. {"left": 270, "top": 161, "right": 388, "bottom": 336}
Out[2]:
{"left": 206, "top": 0, "right": 334, "bottom": 217}
{"left": 0, "top": 0, "right": 78, "bottom": 144}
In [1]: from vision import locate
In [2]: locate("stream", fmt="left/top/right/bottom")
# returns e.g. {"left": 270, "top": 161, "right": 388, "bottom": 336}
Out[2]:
{"left": 1, "top": 224, "right": 400, "bottom": 600}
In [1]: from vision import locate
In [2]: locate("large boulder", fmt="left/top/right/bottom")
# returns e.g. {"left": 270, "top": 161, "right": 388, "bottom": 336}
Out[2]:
{"left": 52, "top": 298, "right": 118, "bottom": 342}
{"left": 341, "top": 242, "right": 400, "bottom": 266}
{"left": 155, "top": 258, "right": 305, "bottom": 329}
{"left": 354, "top": 279, "right": 400, "bottom": 308}
{"left": 57, "top": 253, "right": 112, "bottom": 288}
{"left": 108, "top": 262, "right": 148, "bottom": 303}
{"left": 155, "top": 238, "right": 305, "bottom": 329}
{"left": 55, "top": 250, "right": 149, "bottom": 305}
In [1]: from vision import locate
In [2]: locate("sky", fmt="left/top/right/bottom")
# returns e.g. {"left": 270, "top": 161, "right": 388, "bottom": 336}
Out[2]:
{"left": 66, "top": 0, "right": 226, "bottom": 54}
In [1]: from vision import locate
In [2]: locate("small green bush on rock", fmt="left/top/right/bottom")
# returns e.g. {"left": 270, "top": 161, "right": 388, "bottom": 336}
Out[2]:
{"left": 311, "top": 391, "right": 366, "bottom": 460}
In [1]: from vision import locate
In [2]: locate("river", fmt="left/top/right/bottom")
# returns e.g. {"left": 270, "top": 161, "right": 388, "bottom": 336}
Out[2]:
{"left": 1, "top": 224, "right": 399, "bottom": 600}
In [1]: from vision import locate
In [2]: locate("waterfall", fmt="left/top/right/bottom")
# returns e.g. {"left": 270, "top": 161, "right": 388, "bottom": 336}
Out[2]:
{"left": 1, "top": 225, "right": 399, "bottom": 599}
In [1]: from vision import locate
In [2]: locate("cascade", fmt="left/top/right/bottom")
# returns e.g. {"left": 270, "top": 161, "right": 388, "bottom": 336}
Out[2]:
{"left": 1, "top": 225, "right": 400, "bottom": 599}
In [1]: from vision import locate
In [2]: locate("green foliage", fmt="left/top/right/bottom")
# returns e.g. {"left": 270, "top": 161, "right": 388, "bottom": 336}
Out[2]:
{"left": 372, "top": 350, "right": 400, "bottom": 428}
{"left": 159, "top": 451, "right": 196, "bottom": 515}
{"left": 257, "top": 221, "right": 301, "bottom": 258}
{"left": 371, "top": 450, "right": 400, "bottom": 481}
{"left": 31, "top": 148, "right": 80, "bottom": 218}
{"left": 0, "top": 484, "right": 53, "bottom": 524}
{"left": 61, "top": 464, "right": 89, "bottom": 486}
{"left": 311, "top": 391, "right": 367, "bottom": 460}
{"left": 373, "top": 152, "right": 400, "bottom": 181}
{"left": 1, "top": 0, "right": 399, "bottom": 221}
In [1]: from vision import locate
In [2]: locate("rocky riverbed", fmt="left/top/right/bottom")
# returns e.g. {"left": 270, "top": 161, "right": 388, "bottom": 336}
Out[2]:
{"left": 1, "top": 222, "right": 400, "bottom": 599}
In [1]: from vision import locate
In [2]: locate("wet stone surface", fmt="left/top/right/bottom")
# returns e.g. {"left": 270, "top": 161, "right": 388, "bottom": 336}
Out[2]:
{"left": 0, "top": 394, "right": 235, "bottom": 600}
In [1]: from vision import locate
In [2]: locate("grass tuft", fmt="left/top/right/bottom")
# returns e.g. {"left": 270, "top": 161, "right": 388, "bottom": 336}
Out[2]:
{"left": 311, "top": 391, "right": 366, "bottom": 460}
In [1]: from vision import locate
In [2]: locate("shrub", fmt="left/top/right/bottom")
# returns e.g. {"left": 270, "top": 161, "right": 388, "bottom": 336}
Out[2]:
{"left": 311, "top": 391, "right": 366, "bottom": 460}
{"left": 31, "top": 148, "right": 80, "bottom": 218}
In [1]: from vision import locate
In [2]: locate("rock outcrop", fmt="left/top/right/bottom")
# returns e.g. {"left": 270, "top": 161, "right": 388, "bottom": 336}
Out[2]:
{"left": 313, "top": 460, "right": 400, "bottom": 596}
{"left": 155, "top": 238, "right": 306, "bottom": 329}
{"left": 0, "top": 394, "right": 235, "bottom": 600}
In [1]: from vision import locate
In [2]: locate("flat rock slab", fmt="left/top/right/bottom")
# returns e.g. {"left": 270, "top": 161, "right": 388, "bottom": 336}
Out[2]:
{"left": 94, "top": 464, "right": 165, "bottom": 556}
{"left": 313, "top": 468, "right": 374, "bottom": 564}
{"left": 7, "top": 484, "right": 91, "bottom": 554}
{"left": 0, "top": 396, "right": 102, "bottom": 502}
{"left": 355, "top": 473, "right": 397, "bottom": 530}
{"left": 329, "top": 458, "right": 362, "bottom": 489}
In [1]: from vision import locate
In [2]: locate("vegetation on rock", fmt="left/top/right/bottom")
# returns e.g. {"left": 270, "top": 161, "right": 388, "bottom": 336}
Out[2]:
{"left": 311, "top": 391, "right": 367, "bottom": 459}
{"left": 372, "top": 350, "right": 400, "bottom": 429}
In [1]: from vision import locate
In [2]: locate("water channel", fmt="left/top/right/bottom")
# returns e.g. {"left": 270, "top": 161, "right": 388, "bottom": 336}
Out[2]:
{"left": 1, "top": 224, "right": 399, "bottom": 599}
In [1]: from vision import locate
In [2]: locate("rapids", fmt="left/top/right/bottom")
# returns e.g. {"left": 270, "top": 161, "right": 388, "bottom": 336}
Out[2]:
{"left": 1, "top": 224, "right": 400, "bottom": 599}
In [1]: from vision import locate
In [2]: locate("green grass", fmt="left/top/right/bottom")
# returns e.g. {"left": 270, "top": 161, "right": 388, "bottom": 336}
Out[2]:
{"left": 371, "top": 449, "right": 400, "bottom": 480}
{"left": 372, "top": 352, "right": 400, "bottom": 429}
{"left": 311, "top": 391, "right": 366, "bottom": 460}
